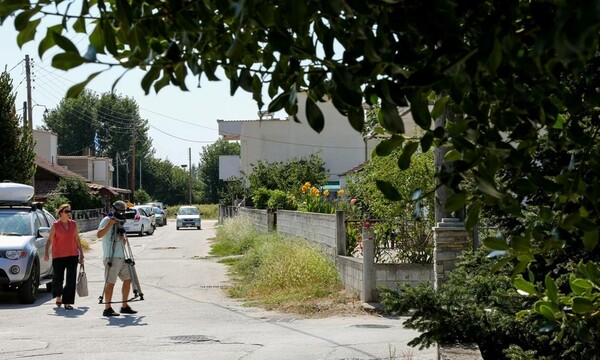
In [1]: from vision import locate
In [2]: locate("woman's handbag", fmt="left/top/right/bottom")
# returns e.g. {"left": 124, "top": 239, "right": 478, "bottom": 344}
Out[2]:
{"left": 76, "top": 264, "right": 88, "bottom": 297}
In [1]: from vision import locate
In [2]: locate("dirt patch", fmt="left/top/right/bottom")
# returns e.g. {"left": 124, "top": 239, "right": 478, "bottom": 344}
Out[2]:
{"left": 255, "top": 290, "right": 370, "bottom": 318}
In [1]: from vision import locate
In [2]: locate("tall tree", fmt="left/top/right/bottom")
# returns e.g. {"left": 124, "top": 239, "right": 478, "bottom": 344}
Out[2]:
{"left": 3, "top": 0, "right": 600, "bottom": 344}
{"left": 197, "top": 139, "right": 240, "bottom": 204}
{"left": 42, "top": 89, "right": 98, "bottom": 156}
{"left": 0, "top": 71, "right": 35, "bottom": 184}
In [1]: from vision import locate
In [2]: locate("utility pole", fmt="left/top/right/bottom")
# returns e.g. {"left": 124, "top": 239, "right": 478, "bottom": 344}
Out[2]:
{"left": 139, "top": 159, "right": 142, "bottom": 189}
{"left": 188, "top": 147, "right": 192, "bottom": 205}
{"left": 129, "top": 116, "right": 137, "bottom": 202}
{"left": 25, "top": 55, "right": 32, "bottom": 129}
{"left": 22, "top": 102, "right": 27, "bottom": 127}
{"left": 116, "top": 154, "right": 120, "bottom": 188}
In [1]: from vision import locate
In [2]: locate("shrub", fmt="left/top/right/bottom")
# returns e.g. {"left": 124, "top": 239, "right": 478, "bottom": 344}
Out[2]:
{"left": 379, "top": 248, "right": 599, "bottom": 359}
{"left": 211, "top": 216, "right": 260, "bottom": 256}
{"left": 252, "top": 187, "right": 270, "bottom": 209}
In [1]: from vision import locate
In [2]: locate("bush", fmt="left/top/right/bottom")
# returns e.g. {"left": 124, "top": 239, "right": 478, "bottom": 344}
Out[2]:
{"left": 252, "top": 187, "right": 270, "bottom": 209}
{"left": 211, "top": 216, "right": 260, "bottom": 256}
{"left": 379, "top": 248, "right": 599, "bottom": 360}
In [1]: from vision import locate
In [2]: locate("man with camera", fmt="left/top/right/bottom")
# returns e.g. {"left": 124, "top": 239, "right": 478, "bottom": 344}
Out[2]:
{"left": 97, "top": 200, "right": 138, "bottom": 317}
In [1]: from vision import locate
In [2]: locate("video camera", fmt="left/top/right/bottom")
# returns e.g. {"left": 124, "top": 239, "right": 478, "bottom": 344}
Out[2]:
{"left": 111, "top": 208, "right": 136, "bottom": 221}
{"left": 108, "top": 207, "right": 136, "bottom": 235}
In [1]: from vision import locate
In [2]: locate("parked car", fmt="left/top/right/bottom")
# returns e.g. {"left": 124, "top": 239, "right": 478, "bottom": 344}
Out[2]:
{"left": 0, "top": 182, "right": 54, "bottom": 304}
{"left": 151, "top": 206, "right": 166, "bottom": 226}
{"left": 176, "top": 206, "right": 201, "bottom": 230}
{"left": 133, "top": 205, "right": 156, "bottom": 229}
{"left": 123, "top": 207, "right": 154, "bottom": 236}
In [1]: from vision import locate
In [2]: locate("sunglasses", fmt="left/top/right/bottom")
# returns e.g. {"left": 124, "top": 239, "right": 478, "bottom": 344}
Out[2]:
{"left": 63, "top": 210, "right": 72, "bottom": 214}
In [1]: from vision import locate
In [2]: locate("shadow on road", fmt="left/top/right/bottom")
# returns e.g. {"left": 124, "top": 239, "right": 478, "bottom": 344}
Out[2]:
{"left": 105, "top": 315, "right": 148, "bottom": 327}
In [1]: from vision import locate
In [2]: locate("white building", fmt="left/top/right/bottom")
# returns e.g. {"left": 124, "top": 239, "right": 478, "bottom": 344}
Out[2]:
{"left": 217, "top": 92, "right": 380, "bottom": 186}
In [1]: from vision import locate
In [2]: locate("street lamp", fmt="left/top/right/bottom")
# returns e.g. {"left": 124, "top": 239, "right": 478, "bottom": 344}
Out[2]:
{"left": 180, "top": 164, "right": 192, "bottom": 205}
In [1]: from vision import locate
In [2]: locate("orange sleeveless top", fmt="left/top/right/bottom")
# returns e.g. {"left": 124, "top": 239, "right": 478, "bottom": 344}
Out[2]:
{"left": 52, "top": 219, "right": 80, "bottom": 259}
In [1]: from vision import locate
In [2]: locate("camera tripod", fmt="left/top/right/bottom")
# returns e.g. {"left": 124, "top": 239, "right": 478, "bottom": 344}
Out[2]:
{"left": 98, "top": 227, "right": 144, "bottom": 304}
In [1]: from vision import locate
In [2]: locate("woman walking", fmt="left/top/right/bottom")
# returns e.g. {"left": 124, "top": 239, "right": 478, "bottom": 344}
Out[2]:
{"left": 44, "top": 204, "right": 84, "bottom": 310}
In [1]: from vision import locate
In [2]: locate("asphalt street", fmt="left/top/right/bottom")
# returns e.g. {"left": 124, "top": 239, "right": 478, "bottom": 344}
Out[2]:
{"left": 0, "top": 219, "right": 436, "bottom": 360}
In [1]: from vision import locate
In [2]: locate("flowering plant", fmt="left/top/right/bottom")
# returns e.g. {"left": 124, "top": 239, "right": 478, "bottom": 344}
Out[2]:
{"left": 296, "top": 181, "right": 340, "bottom": 214}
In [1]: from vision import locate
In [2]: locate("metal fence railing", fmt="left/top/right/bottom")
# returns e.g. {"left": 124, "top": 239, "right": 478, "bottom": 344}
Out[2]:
{"left": 345, "top": 218, "right": 434, "bottom": 264}
{"left": 71, "top": 208, "right": 103, "bottom": 220}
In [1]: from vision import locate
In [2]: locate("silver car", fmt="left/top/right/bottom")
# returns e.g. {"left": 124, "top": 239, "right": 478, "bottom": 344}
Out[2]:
{"left": 176, "top": 206, "right": 201, "bottom": 230}
{"left": 0, "top": 203, "right": 55, "bottom": 304}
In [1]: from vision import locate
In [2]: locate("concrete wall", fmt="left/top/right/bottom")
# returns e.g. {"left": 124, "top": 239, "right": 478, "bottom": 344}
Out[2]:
{"left": 238, "top": 207, "right": 271, "bottom": 232}
{"left": 237, "top": 209, "right": 434, "bottom": 301}
{"left": 276, "top": 210, "right": 338, "bottom": 259}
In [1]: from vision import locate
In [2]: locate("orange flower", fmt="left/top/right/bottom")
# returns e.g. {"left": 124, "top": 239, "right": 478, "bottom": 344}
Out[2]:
{"left": 323, "top": 190, "right": 330, "bottom": 197}
{"left": 337, "top": 189, "right": 345, "bottom": 197}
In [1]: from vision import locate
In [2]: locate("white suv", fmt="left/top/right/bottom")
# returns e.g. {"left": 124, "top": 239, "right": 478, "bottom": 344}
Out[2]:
{"left": 0, "top": 182, "right": 54, "bottom": 304}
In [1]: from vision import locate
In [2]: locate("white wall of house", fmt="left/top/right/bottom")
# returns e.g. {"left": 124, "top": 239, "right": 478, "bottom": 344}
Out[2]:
{"left": 57, "top": 156, "right": 113, "bottom": 186}
{"left": 237, "top": 92, "right": 378, "bottom": 181}
{"left": 33, "top": 130, "right": 58, "bottom": 164}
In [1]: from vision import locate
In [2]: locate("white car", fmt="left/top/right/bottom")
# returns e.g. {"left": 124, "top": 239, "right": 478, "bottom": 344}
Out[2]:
{"left": 176, "top": 206, "right": 201, "bottom": 230}
{"left": 123, "top": 207, "right": 154, "bottom": 236}
{"left": 0, "top": 182, "right": 54, "bottom": 304}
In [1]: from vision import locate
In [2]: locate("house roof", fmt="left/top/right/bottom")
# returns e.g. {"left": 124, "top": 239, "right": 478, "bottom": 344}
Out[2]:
{"left": 58, "top": 155, "right": 112, "bottom": 160}
{"left": 338, "top": 162, "right": 367, "bottom": 176}
{"left": 88, "top": 183, "right": 131, "bottom": 196}
{"left": 35, "top": 155, "right": 88, "bottom": 181}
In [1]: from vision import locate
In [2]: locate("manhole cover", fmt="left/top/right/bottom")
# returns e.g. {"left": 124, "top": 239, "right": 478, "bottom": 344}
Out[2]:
{"left": 169, "top": 335, "right": 212, "bottom": 343}
{"left": 352, "top": 324, "right": 392, "bottom": 329}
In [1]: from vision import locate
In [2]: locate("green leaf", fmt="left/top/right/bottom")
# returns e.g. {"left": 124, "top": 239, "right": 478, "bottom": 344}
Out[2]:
{"left": 375, "top": 135, "right": 403, "bottom": 157}
{"left": 65, "top": 71, "right": 102, "bottom": 98}
{"left": 268, "top": 92, "right": 289, "bottom": 113}
{"left": 572, "top": 279, "right": 593, "bottom": 290}
{"left": 16, "top": 18, "right": 40, "bottom": 47}
{"left": 73, "top": 16, "right": 86, "bottom": 33}
{"left": 569, "top": 275, "right": 586, "bottom": 295}
{"left": 537, "top": 304, "right": 556, "bottom": 321}
{"left": 380, "top": 102, "right": 404, "bottom": 134}
{"left": 444, "top": 149, "right": 461, "bottom": 161}
{"left": 483, "top": 236, "right": 509, "bottom": 250}
{"left": 347, "top": 107, "right": 364, "bottom": 133}
{"left": 465, "top": 201, "right": 481, "bottom": 230}
{"left": 375, "top": 180, "right": 402, "bottom": 201}
{"left": 510, "top": 236, "right": 532, "bottom": 252}
{"left": 445, "top": 193, "right": 466, "bottom": 212}
{"left": 305, "top": 97, "right": 324, "bottom": 133}
{"left": 477, "top": 178, "right": 503, "bottom": 199}
{"left": 572, "top": 297, "right": 594, "bottom": 313}
{"left": 582, "top": 229, "right": 598, "bottom": 251}
{"left": 514, "top": 275, "right": 539, "bottom": 296}
{"left": 486, "top": 37, "right": 502, "bottom": 73}
{"left": 398, "top": 142, "right": 418, "bottom": 170}
{"left": 490, "top": 255, "right": 512, "bottom": 273}
{"left": 407, "top": 90, "right": 431, "bottom": 129}
{"left": 37, "top": 25, "right": 61, "bottom": 58}
{"left": 430, "top": 95, "right": 449, "bottom": 120}
{"left": 420, "top": 132, "right": 434, "bottom": 152}
{"left": 51, "top": 52, "right": 85, "bottom": 70}
{"left": 545, "top": 274, "right": 559, "bottom": 303}
{"left": 51, "top": 32, "right": 79, "bottom": 53}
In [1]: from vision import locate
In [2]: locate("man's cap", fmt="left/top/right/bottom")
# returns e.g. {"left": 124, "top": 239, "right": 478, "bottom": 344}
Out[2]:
{"left": 112, "top": 200, "right": 128, "bottom": 211}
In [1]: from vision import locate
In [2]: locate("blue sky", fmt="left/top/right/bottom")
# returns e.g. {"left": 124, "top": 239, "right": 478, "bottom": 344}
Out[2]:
{"left": 0, "top": 21, "right": 284, "bottom": 167}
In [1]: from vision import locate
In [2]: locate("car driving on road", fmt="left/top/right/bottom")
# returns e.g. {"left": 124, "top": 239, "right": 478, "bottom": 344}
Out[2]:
{"left": 0, "top": 182, "right": 54, "bottom": 304}
{"left": 176, "top": 206, "right": 201, "bottom": 230}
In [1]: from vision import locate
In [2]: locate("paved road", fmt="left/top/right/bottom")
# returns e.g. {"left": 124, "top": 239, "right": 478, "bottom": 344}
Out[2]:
{"left": 0, "top": 220, "right": 436, "bottom": 360}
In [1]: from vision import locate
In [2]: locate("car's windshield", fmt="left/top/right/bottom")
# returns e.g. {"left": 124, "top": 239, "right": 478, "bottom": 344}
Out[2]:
{"left": 0, "top": 212, "right": 32, "bottom": 236}
{"left": 178, "top": 207, "right": 198, "bottom": 215}
{"left": 153, "top": 207, "right": 161, "bottom": 214}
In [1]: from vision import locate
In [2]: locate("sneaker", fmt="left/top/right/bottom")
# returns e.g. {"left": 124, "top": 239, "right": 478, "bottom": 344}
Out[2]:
{"left": 103, "top": 307, "right": 120, "bottom": 317}
{"left": 120, "top": 306, "right": 137, "bottom": 314}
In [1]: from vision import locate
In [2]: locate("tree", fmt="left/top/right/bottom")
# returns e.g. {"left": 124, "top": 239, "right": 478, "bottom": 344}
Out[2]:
{"left": 2, "top": 0, "right": 600, "bottom": 345}
{"left": 197, "top": 139, "right": 240, "bottom": 204}
{"left": 42, "top": 89, "right": 99, "bottom": 156}
{"left": 48, "top": 177, "right": 102, "bottom": 210}
{"left": 141, "top": 157, "right": 188, "bottom": 205}
{"left": 0, "top": 70, "right": 35, "bottom": 184}
{"left": 246, "top": 153, "right": 328, "bottom": 195}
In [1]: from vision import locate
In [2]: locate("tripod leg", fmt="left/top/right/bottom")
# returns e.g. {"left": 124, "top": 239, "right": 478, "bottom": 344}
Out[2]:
{"left": 124, "top": 234, "right": 144, "bottom": 300}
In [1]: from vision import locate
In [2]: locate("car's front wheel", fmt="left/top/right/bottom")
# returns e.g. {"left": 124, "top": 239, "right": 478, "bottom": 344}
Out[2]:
{"left": 18, "top": 260, "right": 39, "bottom": 304}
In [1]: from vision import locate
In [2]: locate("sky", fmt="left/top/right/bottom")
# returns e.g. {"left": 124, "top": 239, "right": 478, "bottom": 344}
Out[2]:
{"left": 0, "top": 21, "right": 285, "bottom": 167}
